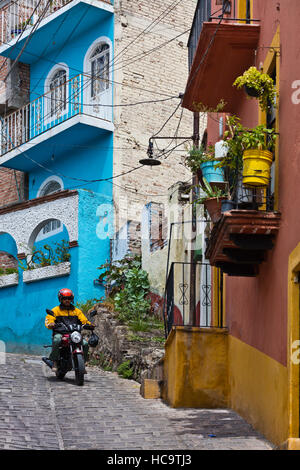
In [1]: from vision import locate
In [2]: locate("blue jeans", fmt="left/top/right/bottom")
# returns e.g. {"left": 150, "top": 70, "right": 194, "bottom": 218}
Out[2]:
{"left": 49, "top": 334, "right": 89, "bottom": 362}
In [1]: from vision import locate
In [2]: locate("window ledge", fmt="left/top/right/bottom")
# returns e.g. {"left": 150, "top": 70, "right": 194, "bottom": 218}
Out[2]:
{"left": 0, "top": 273, "right": 19, "bottom": 289}
{"left": 23, "top": 262, "right": 71, "bottom": 284}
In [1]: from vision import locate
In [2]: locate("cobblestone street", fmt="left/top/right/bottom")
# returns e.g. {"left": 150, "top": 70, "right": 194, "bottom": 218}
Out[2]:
{"left": 0, "top": 354, "right": 273, "bottom": 451}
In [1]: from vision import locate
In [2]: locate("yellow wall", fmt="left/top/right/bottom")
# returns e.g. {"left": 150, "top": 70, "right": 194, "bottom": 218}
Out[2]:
{"left": 286, "top": 242, "right": 300, "bottom": 449}
{"left": 228, "top": 336, "right": 288, "bottom": 446}
{"left": 163, "top": 326, "right": 229, "bottom": 408}
{"left": 163, "top": 328, "right": 289, "bottom": 446}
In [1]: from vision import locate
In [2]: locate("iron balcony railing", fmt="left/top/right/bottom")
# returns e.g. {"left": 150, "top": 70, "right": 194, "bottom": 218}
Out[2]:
{"left": 1, "top": 0, "right": 73, "bottom": 44}
{"left": 188, "top": 0, "right": 211, "bottom": 71}
{"left": 163, "top": 262, "right": 224, "bottom": 337}
{"left": 188, "top": 0, "right": 253, "bottom": 70}
{"left": 0, "top": 73, "right": 112, "bottom": 156}
{"left": 220, "top": 152, "right": 275, "bottom": 212}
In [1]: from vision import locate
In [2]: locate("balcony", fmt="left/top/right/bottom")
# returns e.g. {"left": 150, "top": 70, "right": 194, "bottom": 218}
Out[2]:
{"left": 0, "top": 73, "right": 113, "bottom": 171}
{"left": 183, "top": 0, "right": 260, "bottom": 113}
{"left": 205, "top": 209, "right": 281, "bottom": 277}
{"left": 204, "top": 176, "right": 281, "bottom": 276}
{"left": 0, "top": 0, "right": 113, "bottom": 63}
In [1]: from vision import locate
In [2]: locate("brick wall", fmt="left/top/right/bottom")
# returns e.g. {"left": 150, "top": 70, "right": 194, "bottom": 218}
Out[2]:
{"left": 0, "top": 251, "right": 18, "bottom": 269}
{"left": 0, "top": 23, "right": 30, "bottom": 209}
{"left": 0, "top": 167, "right": 26, "bottom": 207}
{"left": 113, "top": 0, "right": 206, "bottom": 234}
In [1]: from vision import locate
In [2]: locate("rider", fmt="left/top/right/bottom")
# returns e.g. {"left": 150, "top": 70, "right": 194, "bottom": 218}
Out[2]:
{"left": 45, "top": 288, "right": 94, "bottom": 373}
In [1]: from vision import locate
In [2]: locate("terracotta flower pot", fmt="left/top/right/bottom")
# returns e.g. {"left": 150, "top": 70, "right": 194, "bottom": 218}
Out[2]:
{"left": 204, "top": 197, "right": 226, "bottom": 223}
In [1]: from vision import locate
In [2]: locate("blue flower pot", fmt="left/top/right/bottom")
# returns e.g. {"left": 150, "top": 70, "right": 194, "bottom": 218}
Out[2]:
{"left": 200, "top": 161, "right": 224, "bottom": 183}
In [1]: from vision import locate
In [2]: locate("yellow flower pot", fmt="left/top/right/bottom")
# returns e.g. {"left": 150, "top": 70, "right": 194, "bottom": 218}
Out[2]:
{"left": 242, "top": 149, "right": 273, "bottom": 187}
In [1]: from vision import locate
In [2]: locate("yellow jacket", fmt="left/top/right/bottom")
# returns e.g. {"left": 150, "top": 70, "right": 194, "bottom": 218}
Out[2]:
{"left": 45, "top": 305, "right": 91, "bottom": 329}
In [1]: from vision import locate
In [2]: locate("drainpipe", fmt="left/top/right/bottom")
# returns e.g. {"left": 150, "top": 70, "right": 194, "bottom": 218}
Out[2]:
{"left": 189, "top": 111, "right": 199, "bottom": 325}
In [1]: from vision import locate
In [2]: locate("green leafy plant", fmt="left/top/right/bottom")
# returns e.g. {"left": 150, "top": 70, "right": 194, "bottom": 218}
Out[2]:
{"left": 233, "top": 67, "right": 277, "bottom": 112}
{"left": 114, "top": 266, "right": 151, "bottom": 329}
{"left": 185, "top": 143, "right": 216, "bottom": 174}
{"left": 216, "top": 115, "right": 276, "bottom": 168}
{"left": 195, "top": 178, "right": 227, "bottom": 205}
{"left": 54, "top": 239, "right": 71, "bottom": 263}
{"left": 192, "top": 98, "right": 227, "bottom": 113}
{"left": 0, "top": 267, "right": 18, "bottom": 276}
{"left": 97, "top": 254, "right": 142, "bottom": 297}
{"left": 117, "top": 360, "right": 134, "bottom": 379}
{"left": 19, "top": 240, "right": 70, "bottom": 271}
{"left": 75, "top": 298, "right": 101, "bottom": 314}
{"left": 239, "top": 125, "right": 277, "bottom": 152}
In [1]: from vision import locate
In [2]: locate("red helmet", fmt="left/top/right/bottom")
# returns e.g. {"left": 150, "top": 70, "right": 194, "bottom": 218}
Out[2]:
{"left": 58, "top": 288, "right": 74, "bottom": 303}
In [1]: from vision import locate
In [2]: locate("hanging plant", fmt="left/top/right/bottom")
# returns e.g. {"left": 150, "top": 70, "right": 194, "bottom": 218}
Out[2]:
{"left": 233, "top": 67, "right": 277, "bottom": 112}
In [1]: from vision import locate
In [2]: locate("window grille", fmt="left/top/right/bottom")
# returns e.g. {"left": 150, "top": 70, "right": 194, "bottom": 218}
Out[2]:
{"left": 90, "top": 43, "right": 110, "bottom": 99}
{"left": 49, "top": 69, "right": 67, "bottom": 117}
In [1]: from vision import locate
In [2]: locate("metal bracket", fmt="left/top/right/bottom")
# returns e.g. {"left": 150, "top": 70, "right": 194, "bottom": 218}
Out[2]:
{"left": 257, "top": 46, "right": 281, "bottom": 57}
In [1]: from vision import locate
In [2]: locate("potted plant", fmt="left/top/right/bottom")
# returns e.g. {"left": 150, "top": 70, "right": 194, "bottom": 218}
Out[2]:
{"left": 239, "top": 124, "right": 276, "bottom": 187}
{"left": 185, "top": 144, "right": 224, "bottom": 183}
{"left": 217, "top": 115, "right": 277, "bottom": 188}
{"left": 233, "top": 66, "right": 277, "bottom": 112}
{"left": 195, "top": 177, "right": 227, "bottom": 223}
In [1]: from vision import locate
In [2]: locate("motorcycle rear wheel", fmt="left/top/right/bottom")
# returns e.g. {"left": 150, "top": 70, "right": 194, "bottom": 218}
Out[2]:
{"left": 74, "top": 354, "right": 85, "bottom": 386}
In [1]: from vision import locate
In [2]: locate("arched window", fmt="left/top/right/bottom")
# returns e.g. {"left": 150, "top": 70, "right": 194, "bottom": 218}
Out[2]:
{"left": 90, "top": 43, "right": 110, "bottom": 99}
{"left": 45, "top": 64, "right": 69, "bottom": 120}
{"left": 83, "top": 38, "right": 112, "bottom": 121}
{"left": 39, "top": 179, "right": 62, "bottom": 197}
{"left": 36, "top": 177, "right": 64, "bottom": 240}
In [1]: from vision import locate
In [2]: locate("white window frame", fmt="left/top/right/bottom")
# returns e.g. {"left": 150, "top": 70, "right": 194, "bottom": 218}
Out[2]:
{"left": 83, "top": 36, "right": 112, "bottom": 121}
{"left": 44, "top": 63, "right": 69, "bottom": 125}
{"left": 36, "top": 176, "right": 64, "bottom": 241}
{"left": 37, "top": 175, "right": 64, "bottom": 198}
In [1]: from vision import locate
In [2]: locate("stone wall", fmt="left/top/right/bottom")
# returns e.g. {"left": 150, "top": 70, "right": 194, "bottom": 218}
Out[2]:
{"left": 89, "top": 304, "right": 165, "bottom": 383}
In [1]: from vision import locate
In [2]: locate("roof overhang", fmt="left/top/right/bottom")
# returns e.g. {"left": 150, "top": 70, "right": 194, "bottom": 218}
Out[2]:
{"left": 182, "top": 22, "right": 261, "bottom": 113}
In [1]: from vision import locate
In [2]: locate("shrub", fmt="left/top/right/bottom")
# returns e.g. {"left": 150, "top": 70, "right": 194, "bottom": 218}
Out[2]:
{"left": 117, "top": 360, "right": 134, "bottom": 379}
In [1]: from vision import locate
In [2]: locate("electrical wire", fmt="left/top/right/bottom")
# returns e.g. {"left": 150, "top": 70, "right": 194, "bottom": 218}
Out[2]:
{"left": 0, "top": 35, "right": 179, "bottom": 97}
{"left": 0, "top": 0, "right": 46, "bottom": 79}
{"left": 0, "top": 1, "right": 195, "bottom": 198}
{"left": 5, "top": 0, "right": 52, "bottom": 82}
{"left": 0, "top": 1, "right": 189, "bottom": 98}
{"left": 108, "top": 0, "right": 182, "bottom": 71}
{"left": 111, "top": 27, "right": 191, "bottom": 75}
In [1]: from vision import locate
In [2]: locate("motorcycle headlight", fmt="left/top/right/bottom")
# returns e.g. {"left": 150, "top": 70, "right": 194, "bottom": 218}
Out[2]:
{"left": 71, "top": 331, "right": 82, "bottom": 343}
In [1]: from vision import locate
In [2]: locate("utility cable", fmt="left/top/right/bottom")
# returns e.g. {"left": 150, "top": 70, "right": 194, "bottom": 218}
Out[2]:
{"left": 109, "top": 0, "right": 182, "bottom": 71}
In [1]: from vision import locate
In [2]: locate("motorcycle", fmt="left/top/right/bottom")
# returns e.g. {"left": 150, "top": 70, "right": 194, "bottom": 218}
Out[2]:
{"left": 42, "top": 309, "right": 98, "bottom": 386}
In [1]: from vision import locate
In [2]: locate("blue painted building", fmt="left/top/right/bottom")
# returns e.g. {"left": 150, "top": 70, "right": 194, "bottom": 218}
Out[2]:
{"left": 0, "top": 0, "right": 115, "bottom": 353}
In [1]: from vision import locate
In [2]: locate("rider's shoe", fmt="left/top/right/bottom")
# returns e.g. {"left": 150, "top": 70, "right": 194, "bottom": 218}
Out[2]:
{"left": 42, "top": 357, "right": 53, "bottom": 369}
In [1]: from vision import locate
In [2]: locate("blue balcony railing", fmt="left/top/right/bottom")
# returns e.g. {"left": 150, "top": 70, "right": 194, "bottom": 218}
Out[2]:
{"left": 0, "top": 73, "right": 113, "bottom": 156}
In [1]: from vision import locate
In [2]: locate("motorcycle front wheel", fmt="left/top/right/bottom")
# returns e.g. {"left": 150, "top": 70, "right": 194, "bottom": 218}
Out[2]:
{"left": 74, "top": 354, "right": 85, "bottom": 386}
